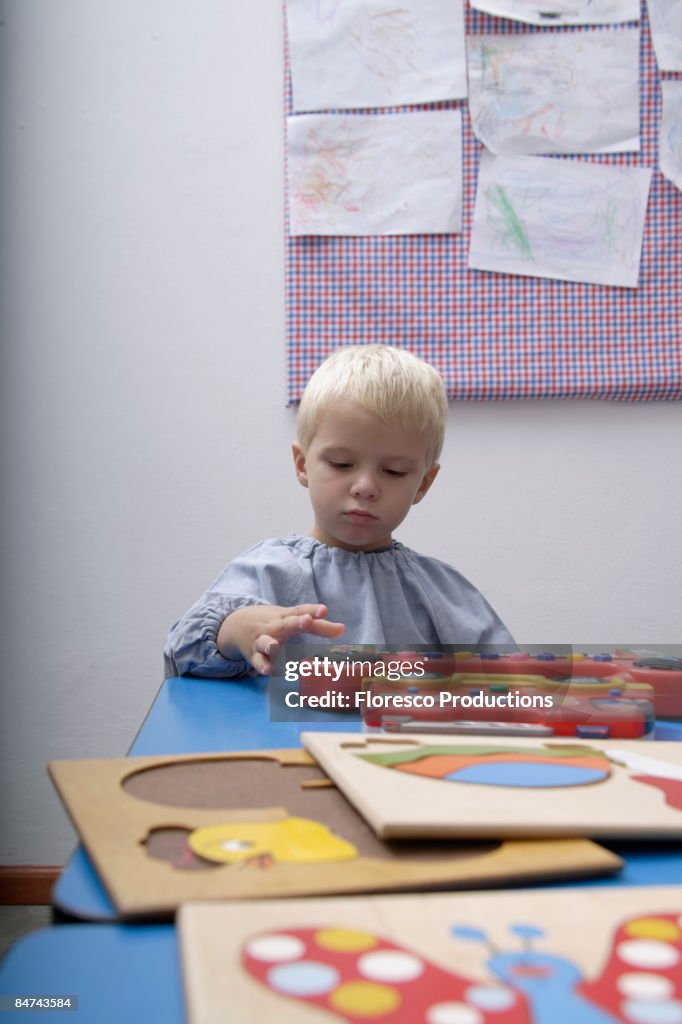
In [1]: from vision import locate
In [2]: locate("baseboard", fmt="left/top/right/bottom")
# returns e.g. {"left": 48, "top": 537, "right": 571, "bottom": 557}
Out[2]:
{"left": 0, "top": 866, "right": 62, "bottom": 905}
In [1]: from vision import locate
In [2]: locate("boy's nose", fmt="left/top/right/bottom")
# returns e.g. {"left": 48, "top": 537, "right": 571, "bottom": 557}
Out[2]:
{"left": 351, "top": 473, "right": 378, "bottom": 499}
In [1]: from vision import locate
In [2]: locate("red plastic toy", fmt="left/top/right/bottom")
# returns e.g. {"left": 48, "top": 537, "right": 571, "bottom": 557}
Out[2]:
{"left": 359, "top": 671, "right": 656, "bottom": 739}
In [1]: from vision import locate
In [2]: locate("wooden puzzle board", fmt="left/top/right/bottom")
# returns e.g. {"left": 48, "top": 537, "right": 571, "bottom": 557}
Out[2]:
{"left": 301, "top": 733, "right": 682, "bottom": 839}
{"left": 179, "top": 884, "right": 682, "bottom": 1024}
{"left": 48, "top": 748, "right": 621, "bottom": 919}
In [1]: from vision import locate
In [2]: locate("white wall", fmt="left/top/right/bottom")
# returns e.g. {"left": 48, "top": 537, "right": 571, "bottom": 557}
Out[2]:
{"left": 1, "top": 1, "right": 680, "bottom": 865}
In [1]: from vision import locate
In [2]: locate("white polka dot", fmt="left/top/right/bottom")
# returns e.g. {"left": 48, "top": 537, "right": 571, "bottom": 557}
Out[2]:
{"left": 267, "top": 961, "right": 340, "bottom": 998}
{"left": 425, "top": 1002, "right": 483, "bottom": 1024}
{"left": 617, "top": 973, "right": 675, "bottom": 1000}
{"left": 221, "top": 839, "right": 253, "bottom": 851}
{"left": 621, "top": 999, "right": 682, "bottom": 1024}
{"left": 358, "top": 950, "right": 424, "bottom": 983}
{"left": 245, "top": 934, "right": 306, "bottom": 962}
{"left": 618, "top": 940, "right": 681, "bottom": 970}
{"left": 465, "top": 985, "right": 516, "bottom": 1011}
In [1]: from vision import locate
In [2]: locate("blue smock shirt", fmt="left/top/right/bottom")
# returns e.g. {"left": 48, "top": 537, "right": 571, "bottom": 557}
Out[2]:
{"left": 164, "top": 534, "right": 514, "bottom": 678}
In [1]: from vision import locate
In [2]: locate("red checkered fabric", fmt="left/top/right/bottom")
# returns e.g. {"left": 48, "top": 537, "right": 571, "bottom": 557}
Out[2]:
{"left": 284, "top": 2, "right": 682, "bottom": 402}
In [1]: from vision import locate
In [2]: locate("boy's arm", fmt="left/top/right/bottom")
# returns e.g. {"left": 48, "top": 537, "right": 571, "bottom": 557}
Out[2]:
{"left": 164, "top": 598, "right": 344, "bottom": 678}
{"left": 163, "top": 540, "right": 344, "bottom": 679}
{"left": 163, "top": 592, "right": 265, "bottom": 679}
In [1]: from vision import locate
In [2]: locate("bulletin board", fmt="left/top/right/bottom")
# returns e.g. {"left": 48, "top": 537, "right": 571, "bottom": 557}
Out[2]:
{"left": 284, "top": 2, "right": 682, "bottom": 403}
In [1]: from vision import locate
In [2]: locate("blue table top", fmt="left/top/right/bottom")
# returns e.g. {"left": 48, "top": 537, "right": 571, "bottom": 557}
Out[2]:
{"left": 3, "top": 676, "right": 681, "bottom": 1023}
{"left": 52, "top": 676, "right": 682, "bottom": 919}
{"left": 129, "top": 675, "right": 356, "bottom": 756}
{"left": 0, "top": 925, "right": 181, "bottom": 1024}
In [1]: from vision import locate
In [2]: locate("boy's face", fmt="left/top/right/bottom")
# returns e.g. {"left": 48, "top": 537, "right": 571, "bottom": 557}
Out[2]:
{"left": 292, "top": 400, "right": 439, "bottom": 552}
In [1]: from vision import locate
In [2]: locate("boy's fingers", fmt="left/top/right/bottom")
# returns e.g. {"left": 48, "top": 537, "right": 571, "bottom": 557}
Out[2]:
{"left": 290, "top": 604, "right": 328, "bottom": 619}
{"left": 309, "top": 619, "right": 345, "bottom": 638}
{"left": 267, "top": 640, "right": 281, "bottom": 660}
{"left": 252, "top": 633, "right": 283, "bottom": 675}
{"left": 286, "top": 614, "right": 346, "bottom": 639}
{"left": 286, "top": 613, "right": 314, "bottom": 636}
{"left": 255, "top": 633, "right": 279, "bottom": 655}
{"left": 251, "top": 651, "right": 271, "bottom": 675}
{"left": 263, "top": 611, "right": 345, "bottom": 645}
{"left": 277, "top": 614, "right": 345, "bottom": 639}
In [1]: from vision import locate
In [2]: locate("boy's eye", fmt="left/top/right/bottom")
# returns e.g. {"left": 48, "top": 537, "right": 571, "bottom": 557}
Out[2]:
{"left": 328, "top": 461, "right": 351, "bottom": 470}
{"left": 384, "top": 469, "right": 407, "bottom": 478}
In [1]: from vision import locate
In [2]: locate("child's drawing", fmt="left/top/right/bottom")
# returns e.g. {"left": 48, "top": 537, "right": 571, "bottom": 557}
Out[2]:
{"left": 646, "top": 0, "right": 682, "bottom": 71}
{"left": 287, "top": 111, "right": 463, "bottom": 236}
{"left": 467, "top": 30, "right": 640, "bottom": 155}
{"left": 285, "top": 0, "right": 467, "bottom": 112}
{"left": 660, "top": 81, "right": 682, "bottom": 191}
{"left": 469, "top": 0, "right": 640, "bottom": 26}
{"left": 469, "top": 153, "right": 652, "bottom": 288}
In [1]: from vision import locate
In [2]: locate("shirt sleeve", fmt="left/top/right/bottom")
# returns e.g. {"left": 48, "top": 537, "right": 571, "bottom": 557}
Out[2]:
{"left": 163, "top": 540, "right": 303, "bottom": 678}
{"left": 163, "top": 593, "right": 262, "bottom": 679}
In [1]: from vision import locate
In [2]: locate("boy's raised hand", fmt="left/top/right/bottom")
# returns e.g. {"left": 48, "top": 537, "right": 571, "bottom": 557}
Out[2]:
{"left": 217, "top": 604, "right": 345, "bottom": 675}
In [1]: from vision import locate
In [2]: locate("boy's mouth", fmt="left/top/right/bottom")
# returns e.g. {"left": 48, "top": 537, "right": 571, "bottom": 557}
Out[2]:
{"left": 345, "top": 509, "right": 378, "bottom": 523}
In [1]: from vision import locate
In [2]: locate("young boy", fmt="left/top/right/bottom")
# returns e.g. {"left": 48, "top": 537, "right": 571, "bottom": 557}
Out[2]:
{"left": 164, "top": 346, "right": 513, "bottom": 678}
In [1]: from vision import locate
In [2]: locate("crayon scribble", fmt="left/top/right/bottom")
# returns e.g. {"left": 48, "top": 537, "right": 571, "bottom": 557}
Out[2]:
{"left": 467, "top": 32, "right": 639, "bottom": 156}
{"left": 346, "top": 7, "right": 422, "bottom": 83}
{"left": 486, "top": 184, "right": 534, "bottom": 258}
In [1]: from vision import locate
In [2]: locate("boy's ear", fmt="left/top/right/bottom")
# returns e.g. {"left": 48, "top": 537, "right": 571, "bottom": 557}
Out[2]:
{"left": 412, "top": 463, "right": 440, "bottom": 505}
{"left": 291, "top": 443, "right": 309, "bottom": 489}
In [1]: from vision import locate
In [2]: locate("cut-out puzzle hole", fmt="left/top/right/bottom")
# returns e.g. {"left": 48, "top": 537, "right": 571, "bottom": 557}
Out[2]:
{"left": 123, "top": 758, "right": 321, "bottom": 809}
{"left": 340, "top": 739, "right": 421, "bottom": 752}
{"left": 141, "top": 827, "right": 221, "bottom": 872}
{"left": 128, "top": 760, "right": 499, "bottom": 863}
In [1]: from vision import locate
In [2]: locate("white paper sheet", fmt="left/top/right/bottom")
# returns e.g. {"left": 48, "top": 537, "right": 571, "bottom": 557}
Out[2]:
{"left": 285, "top": 0, "right": 467, "bottom": 112}
{"left": 287, "top": 111, "right": 463, "bottom": 236}
{"left": 469, "top": 153, "right": 652, "bottom": 288}
{"left": 660, "top": 81, "right": 682, "bottom": 191}
{"left": 467, "top": 30, "right": 640, "bottom": 155}
{"left": 646, "top": 0, "right": 682, "bottom": 71}
{"left": 468, "top": 0, "right": 640, "bottom": 25}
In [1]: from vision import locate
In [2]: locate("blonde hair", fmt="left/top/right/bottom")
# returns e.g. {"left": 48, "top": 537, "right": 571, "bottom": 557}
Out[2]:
{"left": 296, "top": 346, "right": 448, "bottom": 465}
